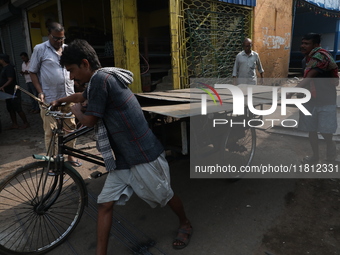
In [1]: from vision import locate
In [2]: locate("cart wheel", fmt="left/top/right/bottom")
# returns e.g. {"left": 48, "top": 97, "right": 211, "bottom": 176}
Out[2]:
{"left": 221, "top": 126, "right": 256, "bottom": 180}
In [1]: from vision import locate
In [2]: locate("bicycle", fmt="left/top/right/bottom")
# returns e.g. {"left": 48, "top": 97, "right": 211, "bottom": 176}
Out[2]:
{"left": 0, "top": 108, "right": 105, "bottom": 255}
{"left": 0, "top": 92, "right": 257, "bottom": 254}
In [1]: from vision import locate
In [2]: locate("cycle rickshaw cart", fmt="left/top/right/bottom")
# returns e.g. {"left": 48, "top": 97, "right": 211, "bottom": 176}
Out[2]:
{"left": 137, "top": 84, "right": 274, "bottom": 178}
{"left": 0, "top": 84, "right": 274, "bottom": 254}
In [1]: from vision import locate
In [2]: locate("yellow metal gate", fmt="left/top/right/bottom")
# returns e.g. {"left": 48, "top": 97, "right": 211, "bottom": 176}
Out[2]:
{"left": 170, "top": 0, "right": 253, "bottom": 88}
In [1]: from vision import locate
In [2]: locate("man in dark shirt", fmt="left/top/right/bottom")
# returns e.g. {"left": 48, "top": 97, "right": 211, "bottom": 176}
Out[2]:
{"left": 0, "top": 54, "right": 29, "bottom": 129}
{"left": 289, "top": 33, "right": 339, "bottom": 163}
{"left": 52, "top": 39, "right": 192, "bottom": 254}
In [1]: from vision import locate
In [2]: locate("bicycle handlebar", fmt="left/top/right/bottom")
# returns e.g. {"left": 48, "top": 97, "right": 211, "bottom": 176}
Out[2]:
{"left": 45, "top": 105, "right": 74, "bottom": 118}
{"left": 14, "top": 85, "right": 49, "bottom": 108}
{"left": 14, "top": 85, "right": 75, "bottom": 119}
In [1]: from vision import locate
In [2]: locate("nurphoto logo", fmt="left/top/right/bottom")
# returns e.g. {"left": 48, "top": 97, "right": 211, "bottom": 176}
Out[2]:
{"left": 199, "top": 84, "right": 312, "bottom": 128}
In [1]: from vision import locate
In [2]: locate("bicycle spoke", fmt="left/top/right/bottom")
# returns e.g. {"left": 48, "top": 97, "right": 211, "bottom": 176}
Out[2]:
{"left": 3, "top": 210, "right": 36, "bottom": 251}
{"left": 14, "top": 213, "right": 38, "bottom": 252}
{"left": 41, "top": 215, "right": 56, "bottom": 250}
{"left": 0, "top": 162, "right": 86, "bottom": 254}
{"left": 0, "top": 207, "right": 31, "bottom": 240}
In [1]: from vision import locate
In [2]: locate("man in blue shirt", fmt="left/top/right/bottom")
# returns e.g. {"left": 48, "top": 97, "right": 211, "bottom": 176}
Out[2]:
{"left": 29, "top": 22, "right": 80, "bottom": 166}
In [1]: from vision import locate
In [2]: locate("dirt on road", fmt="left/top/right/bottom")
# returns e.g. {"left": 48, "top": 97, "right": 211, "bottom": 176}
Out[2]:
{"left": 258, "top": 178, "right": 340, "bottom": 255}
{"left": 1, "top": 100, "right": 340, "bottom": 255}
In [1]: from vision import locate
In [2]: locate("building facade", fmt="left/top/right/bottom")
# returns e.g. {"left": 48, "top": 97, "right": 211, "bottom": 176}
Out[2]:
{"left": 291, "top": 0, "right": 340, "bottom": 69}
{"left": 2, "top": 0, "right": 332, "bottom": 94}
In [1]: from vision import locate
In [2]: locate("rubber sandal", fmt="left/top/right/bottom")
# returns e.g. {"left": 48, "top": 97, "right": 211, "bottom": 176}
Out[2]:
{"left": 173, "top": 225, "right": 193, "bottom": 250}
{"left": 69, "top": 160, "right": 83, "bottom": 167}
{"left": 301, "top": 156, "right": 319, "bottom": 165}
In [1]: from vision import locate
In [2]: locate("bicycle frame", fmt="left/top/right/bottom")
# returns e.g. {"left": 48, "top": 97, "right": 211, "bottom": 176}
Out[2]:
{"left": 32, "top": 113, "right": 105, "bottom": 211}
{"left": 34, "top": 115, "right": 106, "bottom": 166}
{"left": 60, "top": 121, "right": 106, "bottom": 167}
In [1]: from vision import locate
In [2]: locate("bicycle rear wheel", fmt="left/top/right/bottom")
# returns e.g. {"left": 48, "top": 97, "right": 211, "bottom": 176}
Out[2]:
{"left": 0, "top": 161, "right": 86, "bottom": 255}
{"left": 221, "top": 126, "right": 256, "bottom": 179}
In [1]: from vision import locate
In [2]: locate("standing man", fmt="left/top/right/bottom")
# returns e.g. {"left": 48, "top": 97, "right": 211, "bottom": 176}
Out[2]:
{"left": 52, "top": 39, "right": 192, "bottom": 254}
{"left": 0, "top": 54, "right": 29, "bottom": 129}
{"left": 20, "top": 52, "right": 39, "bottom": 114}
{"left": 232, "top": 38, "right": 264, "bottom": 85}
{"left": 289, "top": 33, "right": 339, "bottom": 164}
{"left": 29, "top": 22, "right": 81, "bottom": 166}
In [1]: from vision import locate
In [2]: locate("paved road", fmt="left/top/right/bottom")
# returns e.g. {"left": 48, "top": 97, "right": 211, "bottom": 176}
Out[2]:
{"left": 44, "top": 159, "right": 297, "bottom": 255}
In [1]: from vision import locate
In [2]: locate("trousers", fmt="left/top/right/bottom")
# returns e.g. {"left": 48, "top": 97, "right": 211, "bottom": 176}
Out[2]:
{"left": 39, "top": 104, "right": 76, "bottom": 155}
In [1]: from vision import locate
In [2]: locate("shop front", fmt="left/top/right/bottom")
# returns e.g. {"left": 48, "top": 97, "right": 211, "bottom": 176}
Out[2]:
{"left": 26, "top": 0, "right": 113, "bottom": 65}
{"left": 0, "top": 0, "right": 257, "bottom": 94}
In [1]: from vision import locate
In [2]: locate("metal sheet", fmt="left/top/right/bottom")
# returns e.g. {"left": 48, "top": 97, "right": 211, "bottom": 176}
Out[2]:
{"left": 136, "top": 85, "right": 273, "bottom": 118}
{"left": 136, "top": 94, "right": 193, "bottom": 103}
{"left": 142, "top": 103, "right": 192, "bottom": 118}
{"left": 137, "top": 85, "right": 276, "bottom": 102}
{"left": 138, "top": 86, "right": 276, "bottom": 118}
{"left": 142, "top": 102, "right": 235, "bottom": 118}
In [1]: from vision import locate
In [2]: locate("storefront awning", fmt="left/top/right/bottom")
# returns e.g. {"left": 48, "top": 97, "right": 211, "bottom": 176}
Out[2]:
{"left": 218, "top": 0, "right": 256, "bottom": 7}
{"left": 303, "top": 0, "right": 340, "bottom": 12}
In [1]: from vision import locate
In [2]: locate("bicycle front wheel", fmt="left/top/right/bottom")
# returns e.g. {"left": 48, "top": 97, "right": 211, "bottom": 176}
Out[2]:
{"left": 221, "top": 126, "right": 256, "bottom": 179}
{"left": 0, "top": 161, "right": 86, "bottom": 255}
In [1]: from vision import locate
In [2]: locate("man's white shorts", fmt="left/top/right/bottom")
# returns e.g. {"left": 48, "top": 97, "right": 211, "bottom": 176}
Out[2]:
{"left": 97, "top": 152, "right": 174, "bottom": 208}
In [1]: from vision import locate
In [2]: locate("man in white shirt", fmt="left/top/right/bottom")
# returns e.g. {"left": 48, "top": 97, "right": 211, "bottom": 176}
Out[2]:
{"left": 232, "top": 38, "right": 264, "bottom": 85}
{"left": 29, "top": 22, "right": 81, "bottom": 166}
{"left": 20, "top": 52, "right": 39, "bottom": 113}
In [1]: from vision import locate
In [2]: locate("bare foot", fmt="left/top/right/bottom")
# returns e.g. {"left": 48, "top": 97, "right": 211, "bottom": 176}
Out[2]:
{"left": 68, "top": 155, "right": 76, "bottom": 162}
